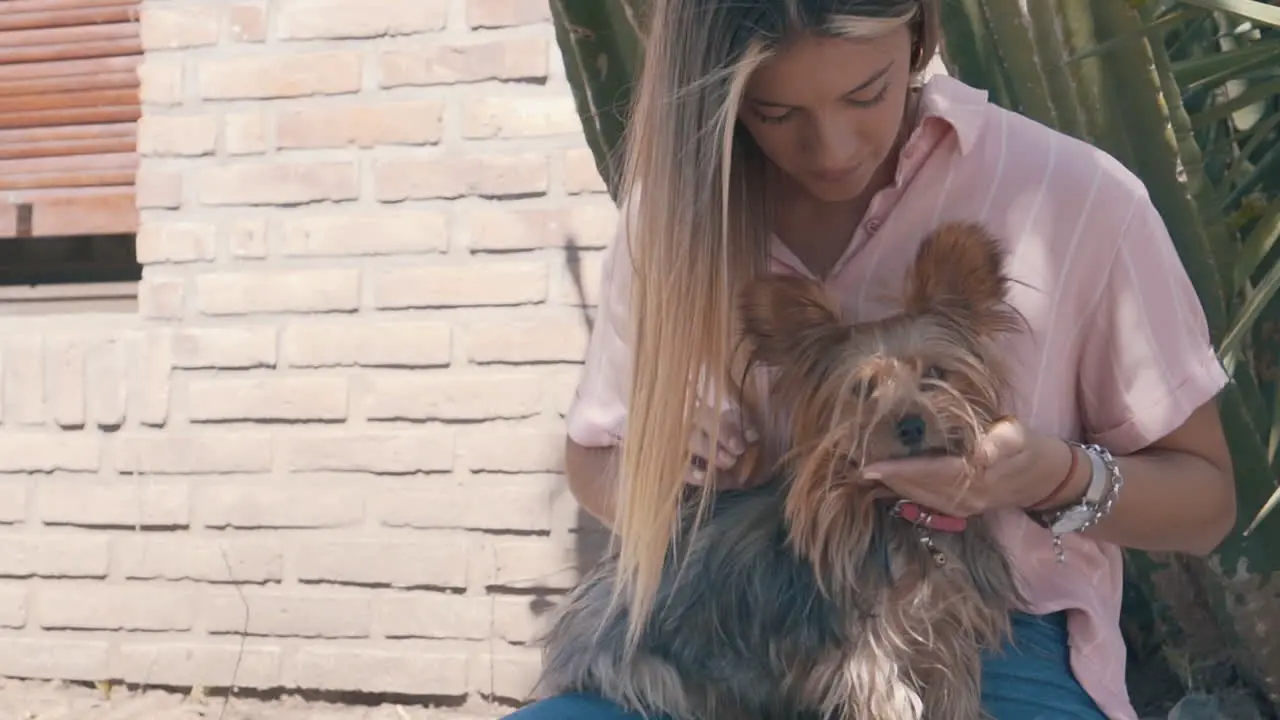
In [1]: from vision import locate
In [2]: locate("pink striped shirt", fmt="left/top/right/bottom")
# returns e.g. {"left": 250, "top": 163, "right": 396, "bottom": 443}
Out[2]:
{"left": 565, "top": 74, "right": 1228, "bottom": 720}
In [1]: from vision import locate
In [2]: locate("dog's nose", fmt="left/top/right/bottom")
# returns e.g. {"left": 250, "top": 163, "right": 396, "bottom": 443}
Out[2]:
{"left": 896, "top": 414, "right": 926, "bottom": 448}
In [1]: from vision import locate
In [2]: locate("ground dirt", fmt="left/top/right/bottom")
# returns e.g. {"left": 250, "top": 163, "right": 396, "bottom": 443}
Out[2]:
{"left": 0, "top": 679, "right": 503, "bottom": 720}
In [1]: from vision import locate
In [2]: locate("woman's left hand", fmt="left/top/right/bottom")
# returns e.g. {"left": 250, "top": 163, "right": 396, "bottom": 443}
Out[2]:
{"left": 859, "top": 417, "right": 1077, "bottom": 518}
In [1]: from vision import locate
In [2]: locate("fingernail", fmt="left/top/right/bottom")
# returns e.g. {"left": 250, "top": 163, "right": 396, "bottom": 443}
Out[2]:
{"left": 861, "top": 470, "right": 883, "bottom": 481}
{"left": 691, "top": 470, "right": 706, "bottom": 483}
{"left": 729, "top": 438, "right": 744, "bottom": 454}
{"left": 745, "top": 428, "right": 760, "bottom": 442}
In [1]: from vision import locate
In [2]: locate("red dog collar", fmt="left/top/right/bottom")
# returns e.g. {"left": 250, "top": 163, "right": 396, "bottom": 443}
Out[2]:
{"left": 891, "top": 500, "right": 968, "bottom": 533}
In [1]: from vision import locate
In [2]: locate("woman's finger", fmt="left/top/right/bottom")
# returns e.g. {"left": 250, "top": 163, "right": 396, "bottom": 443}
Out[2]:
{"left": 689, "top": 429, "right": 738, "bottom": 469}
{"left": 861, "top": 456, "right": 967, "bottom": 483}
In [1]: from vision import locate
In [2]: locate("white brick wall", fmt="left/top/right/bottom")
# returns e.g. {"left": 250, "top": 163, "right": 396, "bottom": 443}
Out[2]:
{"left": 0, "top": 1, "right": 613, "bottom": 712}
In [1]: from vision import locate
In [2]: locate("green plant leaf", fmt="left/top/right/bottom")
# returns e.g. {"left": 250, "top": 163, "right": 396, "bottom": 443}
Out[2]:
{"left": 1176, "top": 0, "right": 1280, "bottom": 28}
{"left": 1233, "top": 195, "right": 1280, "bottom": 286}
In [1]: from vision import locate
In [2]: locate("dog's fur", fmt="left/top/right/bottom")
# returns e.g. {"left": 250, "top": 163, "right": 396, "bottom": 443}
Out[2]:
{"left": 534, "top": 222, "right": 1029, "bottom": 720}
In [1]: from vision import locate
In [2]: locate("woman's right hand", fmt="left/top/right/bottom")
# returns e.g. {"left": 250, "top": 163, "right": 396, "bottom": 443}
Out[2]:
{"left": 686, "top": 401, "right": 761, "bottom": 489}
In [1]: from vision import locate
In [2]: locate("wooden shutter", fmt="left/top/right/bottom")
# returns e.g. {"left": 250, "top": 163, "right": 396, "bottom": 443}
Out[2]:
{"left": 0, "top": 0, "right": 141, "bottom": 241}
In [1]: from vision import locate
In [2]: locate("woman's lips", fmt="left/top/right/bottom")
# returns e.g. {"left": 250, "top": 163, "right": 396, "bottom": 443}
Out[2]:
{"left": 812, "top": 165, "right": 860, "bottom": 183}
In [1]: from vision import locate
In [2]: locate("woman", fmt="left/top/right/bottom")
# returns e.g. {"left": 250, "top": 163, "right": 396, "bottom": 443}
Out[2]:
{"left": 513, "top": 0, "right": 1237, "bottom": 718}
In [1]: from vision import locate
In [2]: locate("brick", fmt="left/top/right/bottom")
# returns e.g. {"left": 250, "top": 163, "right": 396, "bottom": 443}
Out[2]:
{"left": 466, "top": 315, "right": 590, "bottom": 364}
{"left": 277, "top": 101, "right": 443, "bottom": 149}
{"left": 37, "top": 478, "right": 188, "bottom": 528}
{"left": 136, "top": 166, "right": 184, "bottom": 209}
{"left": 375, "top": 592, "right": 490, "bottom": 640}
{"left": 135, "top": 221, "right": 217, "bottom": 263}
{"left": 376, "top": 474, "right": 558, "bottom": 533}
{"left": 228, "top": 3, "right": 268, "bottom": 42}
{"left": 373, "top": 260, "right": 547, "bottom": 308}
{"left": 141, "top": 5, "right": 220, "bottom": 49}
{"left": 564, "top": 148, "right": 609, "bottom": 194}
{"left": 492, "top": 597, "right": 547, "bottom": 644}
{"left": 467, "top": 0, "right": 551, "bottom": 28}
{"left": 281, "top": 320, "right": 450, "bottom": 368}
{"left": 280, "top": 431, "right": 453, "bottom": 474}
{"left": 110, "top": 433, "right": 272, "bottom": 474}
{"left": 296, "top": 539, "right": 469, "bottom": 589}
{"left": 130, "top": 331, "right": 173, "bottom": 426}
{"left": 199, "top": 52, "right": 363, "bottom": 99}
{"left": 462, "top": 96, "right": 582, "bottom": 139}
{"left": 0, "top": 482, "right": 25, "bottom": 524}
{"left": 0, "top": 639, "right": 109, "bottom": 681}
{"left": 374, "top": 153, "right": 548, "bottom": 201}
{"left": 466, "top": 201, "right": 616, "bottom": 252}
{"left": 198, "top": 162, "right": 359, "bottom": 206}
{"left": 485, "top": 537, "right": 579, "bottom": 591}
{"left": 373, "top": 262, "right": 547, "bottom": 309}
{"left": 205, "top": 590, "right": 370, "bottom": 637}
{"left": 0, "top": 434, "right": 100, "bottom": 473}
{"left": 379, "top": 38, "right": 547, "bottom": 87}
{"left": 86, "top": 336, "right": 129, "bottom": 427}
{"left": 4, "top": 334, "right": 43, "bottom": 425}
{"left": 197, "top": 479, "right": 365, "bottom": 529}
{"left": 458, "top": 427, "right": 565, "bottom": 473}
{"left": 359, "top": 372, "right": 542, "bottom": 422}
{"left": 38, "top": 584, "right": 194, "bottom": 631}
{"left": 45, "top": 336, "right": 85, "bottom": 428}
{"left": 138, "top": 115, "right": 218, "bottom": 157}
{"left": 483, "top": 650, "right": 543, "bottom": 700}
{"left": 172, "top": 325, "right": 277, "bottom": 369}
{"left": 116, "top": 535, "right": 283, "bottom": 584}
{"left": 114, "top": 642, "right": 280, "bottom": 689}
{"left": 224, "top": 112, "right": 270, "bottom": 155}
{"left": 277, "top": 0, "right": 448, "bottom": 39}
{"left": 228, "top": 218, "right": 269, "bottom": 258}
{"left": 195, "top": 269, "right": 361, "bottom": 315}
{"left": 281, "top": 212, "right": 447, "bottom": 257}
{"left": 0, "top": 584, "right": 25, "bottom": 628}
{"left": 0, "top": 535, "right": 110, "bottom": 578}
{"left": 293, "top": 647, "right": 468, "bottom": 695}
{"left": 138, "top": 60, "right": 183, "bottom": 105}
{"left": 137, "top": 275, "right": 186, "bottom": 319}
{"left": 187, "top": 376, "right": 348, "bottom": 423}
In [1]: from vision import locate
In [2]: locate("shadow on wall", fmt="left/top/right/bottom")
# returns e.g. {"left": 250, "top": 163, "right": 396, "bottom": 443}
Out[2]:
{"left": 527, "top": 234, "right": 613, "bottom": 627}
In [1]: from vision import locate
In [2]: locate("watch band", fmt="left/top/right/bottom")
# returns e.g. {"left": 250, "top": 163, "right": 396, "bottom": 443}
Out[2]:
{"left": 1034, "top": 442, "right": 1124, "bottom": 563}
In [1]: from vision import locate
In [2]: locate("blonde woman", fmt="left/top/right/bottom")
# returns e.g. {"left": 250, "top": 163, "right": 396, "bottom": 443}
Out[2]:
{"left": 511, "top": 0, "right": 1237, "bottom": 718}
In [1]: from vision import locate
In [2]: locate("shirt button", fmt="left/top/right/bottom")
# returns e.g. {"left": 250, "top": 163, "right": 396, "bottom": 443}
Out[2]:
{"left": 866, "top": 218, "right": 882, "bottom": 234}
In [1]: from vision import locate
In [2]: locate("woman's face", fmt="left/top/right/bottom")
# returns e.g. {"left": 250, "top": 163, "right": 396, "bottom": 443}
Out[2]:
{"left": 738, "top": 27, "right": 915, "bottom": 204}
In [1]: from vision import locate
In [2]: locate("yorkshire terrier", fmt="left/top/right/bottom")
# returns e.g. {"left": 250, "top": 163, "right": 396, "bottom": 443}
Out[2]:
{"left": 534, "top": 222, "right": 1028, "bottom": 720}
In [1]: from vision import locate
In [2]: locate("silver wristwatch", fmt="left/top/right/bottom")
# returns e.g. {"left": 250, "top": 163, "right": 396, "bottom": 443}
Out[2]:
{"left": 1035, "top": 441, "right": 1123, "bottom": 563}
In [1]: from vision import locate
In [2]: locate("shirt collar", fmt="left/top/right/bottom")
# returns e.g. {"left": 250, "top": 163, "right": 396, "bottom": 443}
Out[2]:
{"left": 914, "top": 74, "right": 989, "bottom": 155}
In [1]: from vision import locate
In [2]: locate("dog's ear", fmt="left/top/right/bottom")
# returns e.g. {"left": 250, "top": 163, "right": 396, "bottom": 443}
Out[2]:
{"left": 905, "top": 222, "right": 1017, "bottom": 332}
{"left": 738, "top": 274, "right": 849, "bottom": 366}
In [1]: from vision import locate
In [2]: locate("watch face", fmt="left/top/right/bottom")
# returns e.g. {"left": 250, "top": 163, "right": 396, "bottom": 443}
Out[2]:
{"left": 1053, "top": 506, "right": 1094, "bottom": 533}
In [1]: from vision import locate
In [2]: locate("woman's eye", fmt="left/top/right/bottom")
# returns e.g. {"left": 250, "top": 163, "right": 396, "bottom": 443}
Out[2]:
{"left": 922, "top": 365, "right": 946, "bottom": 381}
{"left": 845, "top": 84, "right": 889, "bottom": 109}
{"left": 754, "top": 110, "right": 792, "bottom": 125}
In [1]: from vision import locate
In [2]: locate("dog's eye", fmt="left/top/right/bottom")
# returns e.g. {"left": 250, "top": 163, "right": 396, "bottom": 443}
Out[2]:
{"left": 922, "top": 365, "right": 946, "bottom": 381}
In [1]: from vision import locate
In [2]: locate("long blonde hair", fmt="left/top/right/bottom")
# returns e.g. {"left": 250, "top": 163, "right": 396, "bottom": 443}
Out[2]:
{"left": 610, "top": 0, "right": 941, "bottom": 647}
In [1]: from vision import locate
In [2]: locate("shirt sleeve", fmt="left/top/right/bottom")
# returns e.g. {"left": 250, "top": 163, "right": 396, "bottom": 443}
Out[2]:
{"left": 1076, "top": 192, "right": 1229, "bottom": 454}
{"left": 564, "top": 198, "right": 635, "bottom": 448}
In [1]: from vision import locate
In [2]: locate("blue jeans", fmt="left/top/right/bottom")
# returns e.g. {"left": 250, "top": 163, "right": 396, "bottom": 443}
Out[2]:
{"left": 504, "top": 612, "right": 1107, "bottom": 720}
